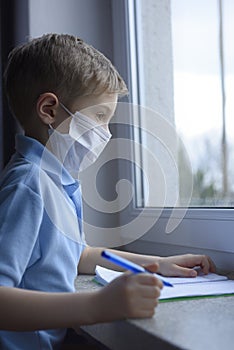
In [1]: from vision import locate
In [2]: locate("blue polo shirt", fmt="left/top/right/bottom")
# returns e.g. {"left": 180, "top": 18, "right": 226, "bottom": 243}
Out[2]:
{"left": 0, "top": 135, "right": 87, "bottom": 349}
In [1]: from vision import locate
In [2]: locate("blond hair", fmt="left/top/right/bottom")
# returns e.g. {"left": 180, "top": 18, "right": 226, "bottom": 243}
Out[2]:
{"left": 4, "top": 33, "right": 128, "bottom": 127}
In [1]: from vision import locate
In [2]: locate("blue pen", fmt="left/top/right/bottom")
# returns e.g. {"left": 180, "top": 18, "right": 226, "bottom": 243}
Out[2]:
{"left": 101, "top": 250, "right": 173, "bottom": 287}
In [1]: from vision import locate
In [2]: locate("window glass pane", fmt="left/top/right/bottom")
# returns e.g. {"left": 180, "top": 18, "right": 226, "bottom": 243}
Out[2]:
{"left": 134, "top": 0, "right": 234, "bottom": 207}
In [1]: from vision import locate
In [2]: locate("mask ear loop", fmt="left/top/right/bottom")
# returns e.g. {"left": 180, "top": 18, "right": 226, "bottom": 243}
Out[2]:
{"left": 60, "top": 102, "right": 73, "bottom": 117}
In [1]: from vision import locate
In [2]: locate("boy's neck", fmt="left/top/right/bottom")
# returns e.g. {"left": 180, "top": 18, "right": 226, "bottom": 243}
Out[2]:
{"left": 24, "top": 127, "right": 49, "bottom": 147}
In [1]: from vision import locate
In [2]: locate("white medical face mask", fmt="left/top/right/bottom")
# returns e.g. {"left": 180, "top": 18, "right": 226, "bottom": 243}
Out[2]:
{"left": 48, "top": 104, "right": 112, "bottom": 176}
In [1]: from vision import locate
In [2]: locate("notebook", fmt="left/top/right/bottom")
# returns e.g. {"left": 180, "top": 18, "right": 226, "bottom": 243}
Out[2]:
{"left": 94, "top": 265, "right": 234, "bottom": 301}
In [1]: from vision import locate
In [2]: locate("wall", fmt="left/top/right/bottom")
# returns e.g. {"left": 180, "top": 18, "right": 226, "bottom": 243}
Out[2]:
{"left": 29, "top": 0, "right": 113, "bottom": 60}
{"left": 29, "top": 0, "right": 122, "bottom": 245}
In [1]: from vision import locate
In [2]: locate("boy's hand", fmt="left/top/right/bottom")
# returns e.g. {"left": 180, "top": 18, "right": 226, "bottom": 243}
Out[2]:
{"left": 157, "top": 254, "right": 216, "bottom": 277}
{"left": 95, "top": 263, "right": 163, "bottom": 322}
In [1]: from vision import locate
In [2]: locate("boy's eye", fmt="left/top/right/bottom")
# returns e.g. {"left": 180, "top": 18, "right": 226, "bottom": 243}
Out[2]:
{"left": 95, "top": 112, "right": 105, "bottom": 121}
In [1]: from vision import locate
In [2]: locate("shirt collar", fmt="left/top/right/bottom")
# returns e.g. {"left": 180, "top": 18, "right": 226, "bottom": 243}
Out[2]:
{"left": 15, "top": 134, "right": 79, "bottom": 188}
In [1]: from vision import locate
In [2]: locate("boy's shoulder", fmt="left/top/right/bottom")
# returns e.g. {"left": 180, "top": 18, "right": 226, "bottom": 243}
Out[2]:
{"left": 0, "top": 134, "right": 76, "bottom": 202}
{"left": 0, "top": 152, "right": 42, "bottom": 194}
{"left": 0, "top": 135, "right": 55, "bottom": 192}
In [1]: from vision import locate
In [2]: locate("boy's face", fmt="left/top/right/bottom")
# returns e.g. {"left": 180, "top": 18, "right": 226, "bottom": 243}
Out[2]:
{"left": 69, "top": 92, "right": 118, "bottom": 132}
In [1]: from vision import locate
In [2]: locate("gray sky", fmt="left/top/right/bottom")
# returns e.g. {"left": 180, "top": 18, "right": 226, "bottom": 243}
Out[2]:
{"left": 171, "top": 0, "right": 234, "bottom": 75}
{"left": 171, "top": 0, "right": 234, "bottom": 141}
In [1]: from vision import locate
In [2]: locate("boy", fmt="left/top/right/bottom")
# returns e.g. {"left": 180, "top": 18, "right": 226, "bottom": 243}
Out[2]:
{"left": 0, "top": 34, "right": 215, "bottom": 349}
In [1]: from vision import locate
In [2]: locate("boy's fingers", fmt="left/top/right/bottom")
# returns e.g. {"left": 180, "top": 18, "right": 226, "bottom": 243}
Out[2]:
{"left": 137, "top": 273, "right": 163, "bottom": 289}
{"left": 192, "top": 255, "right": 215, "bottom": 275}
{"left": 171, "top": 265, "right": 197, "bottom": 277}
{"left": 186, "top": 254, "right": 216, "bottom": 274}
{"left": 207, "top": 256, "right": 216, "bottom": 273}
{"left": 139, "top": 285, "right": 161, "bottom": 299}
{"left": 140, "top": 298, "right": 159, "bottom": 310}
{"left": 142, "top": 263, "right": 159, "bottom": 273}
{"left": 138, "top": 298, "right": 159, "bottom": 316}
{"left": 170, "top": 254, "right": 216, "bottom": 277}
{"left": 137, "top": 308, "right": 156, "bottom": 319}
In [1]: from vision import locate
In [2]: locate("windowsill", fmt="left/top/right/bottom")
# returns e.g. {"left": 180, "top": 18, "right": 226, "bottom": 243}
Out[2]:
{"left": 76, "top": 274, "right": 234, "bottom": 350}
{"left": 130, "top": 207, "right": 234, "bottom": 221}
{"left": 119, "top": 206, "right": 234, "bottom": 271}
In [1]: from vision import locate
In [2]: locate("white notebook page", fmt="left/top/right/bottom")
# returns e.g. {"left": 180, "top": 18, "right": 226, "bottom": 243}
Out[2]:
{"left": 94, "top": 265, "right": 234, "bottom": 300}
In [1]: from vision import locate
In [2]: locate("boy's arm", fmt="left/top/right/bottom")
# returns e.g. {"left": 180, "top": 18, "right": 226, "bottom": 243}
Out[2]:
{"left": 0, "top": 286, "right": 98, "bottom": 331}
{"left": 78, "top": 246, "right": 216, "bottom": 277}
{"left": 0, "top": 265, "right": 162, "bottom": 331}
{"left": 78, "top": 246, "right": 160, "bottom": 273}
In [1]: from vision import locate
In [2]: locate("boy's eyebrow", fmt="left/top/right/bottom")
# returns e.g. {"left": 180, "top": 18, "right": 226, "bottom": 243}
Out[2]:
{"left": 95, "top": 104, "right": 116, "bottom": 112}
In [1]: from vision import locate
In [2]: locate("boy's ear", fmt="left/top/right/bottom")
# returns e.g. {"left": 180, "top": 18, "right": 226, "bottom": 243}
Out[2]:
{"left": 36, "top": 93, "right": 59, "bottom": 125}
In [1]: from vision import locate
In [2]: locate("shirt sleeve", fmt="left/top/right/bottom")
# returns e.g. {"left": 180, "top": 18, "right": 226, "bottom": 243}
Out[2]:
{"left": 0, "top": 183, "right": 43, "bottom": 287}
